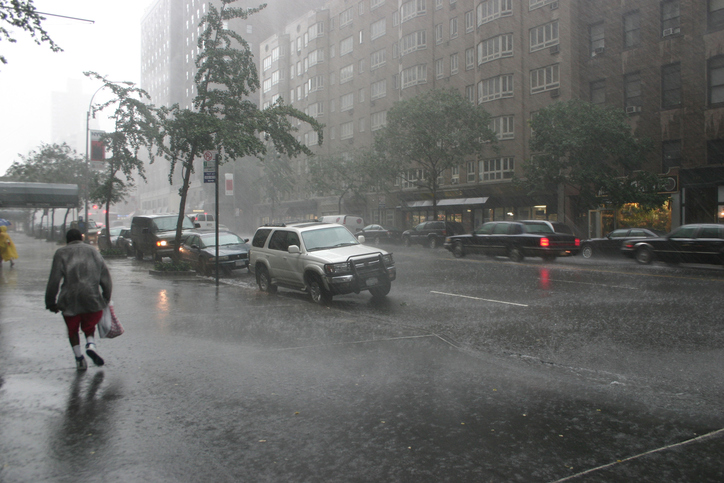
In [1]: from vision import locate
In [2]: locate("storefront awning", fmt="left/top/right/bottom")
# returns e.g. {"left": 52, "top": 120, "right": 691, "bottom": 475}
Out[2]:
{"left": 406, "top": 197, "right": 488, "bottom": 208}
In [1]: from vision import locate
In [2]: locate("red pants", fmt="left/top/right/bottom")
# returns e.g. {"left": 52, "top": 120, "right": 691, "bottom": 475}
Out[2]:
{"left": 63, "top": 310, "right": 103, "bottom": 347}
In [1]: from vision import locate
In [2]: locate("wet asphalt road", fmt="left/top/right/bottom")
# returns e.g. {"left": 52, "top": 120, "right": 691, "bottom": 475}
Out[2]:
{"left": 0, "top": 233, "right": 723, "bottom": 482}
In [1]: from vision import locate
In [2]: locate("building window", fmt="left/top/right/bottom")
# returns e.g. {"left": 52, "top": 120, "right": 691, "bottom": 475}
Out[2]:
{"left": 271, "top": 47, "right": 280, "bottom": 62}
{"left": 530, "top": 20, "right": 558, "bottom": 52}
{"left": 490, "top": 115, "right": 514, "bottom": 140}
{"left": 308, "top": 75, "right": 325, "bottom": 92}
{"left": 359, "top": 1, "right": 365, "bottom": 15}
{"left": 709, "top": 56, "right": 724, "bottom": 105}
{"left": 340, "top": 64, "right": 354, "bottom": 84}
{"left": 624, "top": 11, "right": 641, "bottom": 48}
{"left": 341, "top": 93, "right": 354, "bottom": 112}
{"left": 371, "top": 18, "right": 386, "bottom": 40}
{"left": 309, "top": 48, "right": 324, "bottom": 67}
{"left": 393, "top": 11, "right": 399, "bottom": 26}
{"left": 359, "top": 117, "right": 366, "bottom": 132}
{"left": 435, "top": 23, "right": 443, "bottom": 44}
{"left": 707, "top": 139, "right": 724, "bottom": 164}
{"left": 465, "top": 47, "right": 475, "bottom": 70}
{"left": 262, "top": 78, "right": 272, "bottom": 93}
{"left": 371, "top": 111, "right": 387, "bottom": 131}
{"left": 401, "top": 64, "right": 427, "bottom": 89}
{"left": 450, "top": 17, "right": 459, "bottom": 39}
{"left": 341, "top": 36, "right": 354, "bottom": 56}
{"left": 478, "top": 74, "right": 514, "bottom": 102}
{"left": 624, "top": 72, "right": 642, "bottom": 107}
{"left": 436, "top": 0, "right": 443, "bottom": 10}
{"left": 590, "top": 79, "right": 606, "bottom": 105}
{"left": 341, "top": 121, "right": 354, "bottom": 140}
{"left": 371, "top": 49, "right": 386, "bottom": 70}
{"left": 530, "top": 64, "right": 559, "bottom": 94}
{"left": 467, "top": 161, "right": 476, "bottom": 182}
{"left": 477, "top": 0, "right": 512, "bottom": 27}
{"left": 308, "top": 22, "right": 324, "bottom": 40}
{"left": 662, "top": 140, "right": 681, "bottom": 171}
{"left": 359, "top": 88, "right": 365, "bottom": 103}
{"left": 480, "top": 157, "right": 514, "bottom": 181}
{"left": 661, "top": 0, "right": 681, "bottom": 36}
{"left": 340, "top": 7, "right": 354, "bottom": 28}
{"left": 371, "top": 79, "right": 387, "bottom": 100}
{"left": 400, "top": 30, "right": 427, "bottom": 56}
{"left": 662, "top": 63, "right": 682, "bottom": 109}
{"left": 589, "top": 22, "right": 604, "bottom": 56}
{"left": 263, "top": 56, "right": 272, "bottom": 71}
{"left": 271, "top": 70, "right": 280, "bottom": 86}
{"left": 465, "top": 10, "right": 474, "bottom": 33}
{"left": 530, "top": 0, "right": 557, "bottom": 10}
{"left": 479, "top": 33, "right": 513, "bottom": 65}
{"left": 450, "top": 53, "right": 459, "bottom": 74}
{"left": 435, "top": 58, "right": 444, "bottom": 79}
{"left": 451, "top": 166, "right": 460, "bottom": 184}
{"left": 371, "top": 0, "right": 385, "bottom": 10}
{"left": 710, "top": 0, "right": 724, "bottom": 31}
{"left": 401, "top": 0, "right": 426, "bottom": 23}
{"left": 465, "top": 84, "right": 475, "bottom": 103}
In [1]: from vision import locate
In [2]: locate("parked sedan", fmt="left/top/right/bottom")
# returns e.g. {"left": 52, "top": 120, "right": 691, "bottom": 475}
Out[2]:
{"left": 622, "top": 224, "right": 724, "bottom": 266}
{"left": 581, "top": 227, "right": 665, "bottom": 258}
{"left": 179, "top": 231, "right": 251, "bottom": 275}
{"left": 116, "top": 228, "right": 134, "bottom": 256}
{"left": 356, "top": 224, "right": 401, "bottom": 245}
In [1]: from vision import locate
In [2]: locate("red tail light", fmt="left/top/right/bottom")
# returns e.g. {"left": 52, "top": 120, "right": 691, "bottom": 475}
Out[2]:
{"left": 575, "top": 238, "right": 580, "bottom": 247}
{"left": 540, "top": 237, "right": 550, "bottom": 247}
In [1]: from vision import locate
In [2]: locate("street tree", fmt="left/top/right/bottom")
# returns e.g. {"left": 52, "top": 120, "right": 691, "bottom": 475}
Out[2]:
{"left": 374, "top": 88, "right": 497, "bottom": 219}
{"left": 258, "top": 143, "right": 296, "bottom": 223}
{"left": 4, "top": 143, "right": 89, "bottom": 236}
{"left": 84, "top": 71, "right": 161, "bottom": 243}
{"left": 521, "top": 99, "right": 667, "bottom": 212}
{"left": 158, "top": 0, "right": 322, "bottom": 261}
{"left": 307, "top": 150, "right": 379, "bottom": 214}
{"left": 0, "top": 0, "right": 62, "bottom": 65}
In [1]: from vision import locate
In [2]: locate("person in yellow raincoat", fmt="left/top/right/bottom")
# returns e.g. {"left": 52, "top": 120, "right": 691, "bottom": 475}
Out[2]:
{"left": 0, "top": 225, "right": 18, "bottom": 267}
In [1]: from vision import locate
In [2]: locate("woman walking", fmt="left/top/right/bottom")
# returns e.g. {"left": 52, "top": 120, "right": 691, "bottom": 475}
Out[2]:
{"left": 0, "top": 225, "right": 18, "bottom": 267}
{"left": 45, "top": 229, "right": 113, "bottom": 370}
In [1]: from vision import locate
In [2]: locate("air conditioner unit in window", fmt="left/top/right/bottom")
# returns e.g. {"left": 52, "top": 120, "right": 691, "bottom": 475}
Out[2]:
{"left": 591, "top": 47, "right": 604, "bottom": 57}
{"left": 451, "top": 178, "right": 459, "bottom": 185}
{"left": 550, "top": 88, "right": 560, "bottom": 98}
{"left": 550, "top": 44, "right": 560, "bottom": 54}
{"left": 662, "top": 27, "right": 681, "bottom": 37}
{"left": 625, "top": 105, "right": 642, "bottom": 114}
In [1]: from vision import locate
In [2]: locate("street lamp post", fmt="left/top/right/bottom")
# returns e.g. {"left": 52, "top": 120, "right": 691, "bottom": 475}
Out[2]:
{"left": 84, "top": 83, "right": 108, "bottom": 239}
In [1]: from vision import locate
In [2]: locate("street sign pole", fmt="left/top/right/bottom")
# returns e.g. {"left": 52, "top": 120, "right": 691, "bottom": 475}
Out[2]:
{"left": 215, "top": 152, "right": 220, "bottom": 287}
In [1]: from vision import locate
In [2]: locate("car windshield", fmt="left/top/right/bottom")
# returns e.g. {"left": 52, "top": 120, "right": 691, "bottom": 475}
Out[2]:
{"left": 155, "top": 216, "right": 194, "bottom": 231}
{"left": 302, "top": 226, "right": 360, "bottom": 251}
{"left": 200, "top": 233, "right": 244, "bottom": 247}
{"left": 109, "top": 227, "right": 124, "bottom": 236}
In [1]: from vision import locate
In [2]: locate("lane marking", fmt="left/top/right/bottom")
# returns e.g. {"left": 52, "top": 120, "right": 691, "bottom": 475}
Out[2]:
{"left": 548, "top": 279, "right": 637, "bottom": 290}
{"left": 431, "top": 290, "right": 528, "bottom": 307}
{"left": 550, "top": 427, "right": 724, "bottom": 482}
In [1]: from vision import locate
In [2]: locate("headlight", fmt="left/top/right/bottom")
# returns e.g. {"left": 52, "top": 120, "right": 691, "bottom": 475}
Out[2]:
{"left": 325, "top": 262, "right": 350, "bottom": 274}
{"left": 156, "top": 240, "right": 168, "bottom": 247}
{"left": 382, "top": 254, "right": 394, "bottom": 265}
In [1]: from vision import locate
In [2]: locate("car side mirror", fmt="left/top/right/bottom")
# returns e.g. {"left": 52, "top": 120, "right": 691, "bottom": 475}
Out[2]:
{"left": 288, "top": 245, "right": 301, "bottom": 254}
{"left": 244, "top": 238, "right": 249, "bottom": 243}
{"left": 357, "top": 235, "right": 365, "bottom": 244}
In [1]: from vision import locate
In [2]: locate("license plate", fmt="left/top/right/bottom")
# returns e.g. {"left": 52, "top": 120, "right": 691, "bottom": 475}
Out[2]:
{"left": 235, "top": 260, "right": 245, "bottom": 267}
{"left": 365, "top": 277, "right": 378, "bottom": 286}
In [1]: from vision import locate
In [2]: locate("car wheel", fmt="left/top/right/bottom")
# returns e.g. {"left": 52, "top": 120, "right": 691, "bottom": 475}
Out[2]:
{"left": 369, "top": 281, "right": 391, "bottom": 299}
{"left": 635, "top": 246, "right": 654, "bottom": 265}
{"left": 309, "top": 275, "right": 332, "bottom": 305}
{"left": 403, "top": 237, "right": 411, "bottom": 248}
{"left": 428, "top": 237, "right": 439, "bottom": 249}
{"left": 373, "top": 236, "right": 381, "bottom": 246}
{"left": 135, "top": 249, "right": 144, "bottom": 260}
{"left": 257, "top": 266, "right": 277, "bottom": 294}
{"left": 508, "top": 246, "right": 524, "bottom": 262}
{"left": 452, "top": 242, "right": 465, "bottom": 258}
{"left": 581, "top": 245, "right": 593, "bottom": 259}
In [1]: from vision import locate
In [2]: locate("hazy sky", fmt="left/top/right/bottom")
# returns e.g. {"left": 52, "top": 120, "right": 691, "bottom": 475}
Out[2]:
{"left": 0, "top": 0, "right": 152, "bottom": 175}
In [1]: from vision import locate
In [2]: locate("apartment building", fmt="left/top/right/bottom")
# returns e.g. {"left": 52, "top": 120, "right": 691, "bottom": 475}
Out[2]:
{"left": 138, "top": 0, "right": 326, "bottom": 232}
{"left": 258, "top": 0, "right": 724, "bottom": 234}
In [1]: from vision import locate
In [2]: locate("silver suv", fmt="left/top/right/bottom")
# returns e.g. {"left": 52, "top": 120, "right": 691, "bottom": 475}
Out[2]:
{"left": 249, "top": 222, "right": 396, "bottom": 304}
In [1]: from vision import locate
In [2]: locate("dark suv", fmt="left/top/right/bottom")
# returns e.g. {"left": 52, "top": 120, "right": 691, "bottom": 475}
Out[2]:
{"left": 401, "top": 221, "right": 466, "bottom": 249}
{"left": 130, "top": 214, "right": 197, "bottom": 261}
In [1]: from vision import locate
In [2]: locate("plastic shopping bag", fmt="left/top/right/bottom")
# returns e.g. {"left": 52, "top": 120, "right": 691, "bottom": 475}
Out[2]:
{"left": 99, "top": 301, "right": 124, "bottom": 339}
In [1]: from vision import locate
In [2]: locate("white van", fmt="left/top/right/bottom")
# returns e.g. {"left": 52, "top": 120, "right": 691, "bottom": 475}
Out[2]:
{"left": 187, "top": 213, "right": 228, "bottom": 231}
{"left": 319, "top": 214, "right": 365, "bottom": 233}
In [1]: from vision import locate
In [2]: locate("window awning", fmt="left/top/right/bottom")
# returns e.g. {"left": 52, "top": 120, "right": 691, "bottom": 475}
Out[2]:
{"left": 406, "top": 197, "right": 488, "bottom": 208}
